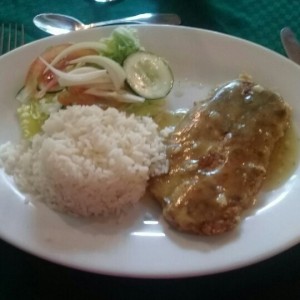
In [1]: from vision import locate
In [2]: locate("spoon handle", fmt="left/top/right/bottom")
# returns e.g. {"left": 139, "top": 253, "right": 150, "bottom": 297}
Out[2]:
{"left": 280, "top": 27, "right": 300, "bottom": 65}
{"left": 88, "top": 13, "right": 181, "bottom": 28}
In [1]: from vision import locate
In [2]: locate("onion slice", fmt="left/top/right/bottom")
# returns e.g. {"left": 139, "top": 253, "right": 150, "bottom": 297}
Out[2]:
{"left": 46, "top": 42, "right": 106, "bottom": 70}
{"left": 70, "top": 55, "right": 126, "bottom": 90}
{"left": 39, "top": 57, "right": 110, "bottom": 87}
{"left": 68, "top": 66, "right": 102, "bottom": 75}
{"left": 85, "top": 87, "right": 145, "bottom": 103}
{"left": 60, "top": 67, "right": 112, "bottom": 87}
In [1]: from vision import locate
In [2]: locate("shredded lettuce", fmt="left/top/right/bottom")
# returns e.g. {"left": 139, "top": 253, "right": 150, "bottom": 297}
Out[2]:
{"left": 17, "top": 102, "right": 49, "bottom": 139}
{"left": 99, "top": 27, "right": 142, "bottom": 64}
{"left": 17, "top": 95, "right": 63, "bottom": 139}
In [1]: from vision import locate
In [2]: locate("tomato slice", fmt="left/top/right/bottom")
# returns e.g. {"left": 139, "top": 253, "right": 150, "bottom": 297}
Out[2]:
{"left": 58, "top": 87, "right": 101, "bottom": 106}
{"left": 58, "top": 86, "right": 124, "bottom": 108}
{"left": 19, "top": 44, "right": 98, "bottom": 102}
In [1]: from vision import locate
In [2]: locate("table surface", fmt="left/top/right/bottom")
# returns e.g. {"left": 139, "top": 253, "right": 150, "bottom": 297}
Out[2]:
{"left": 1, "top": 0, "right": 300, "bottom": 299}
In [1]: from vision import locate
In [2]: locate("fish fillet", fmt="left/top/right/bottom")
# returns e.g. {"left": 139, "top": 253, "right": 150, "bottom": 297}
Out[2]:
{"left": 149, "top": 78, "right": 291, "bottom": 235}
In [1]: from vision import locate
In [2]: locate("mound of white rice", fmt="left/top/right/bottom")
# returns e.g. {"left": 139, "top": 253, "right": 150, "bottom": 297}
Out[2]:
{"left": 0, "top": 105, "right": 168, "bottom": 217}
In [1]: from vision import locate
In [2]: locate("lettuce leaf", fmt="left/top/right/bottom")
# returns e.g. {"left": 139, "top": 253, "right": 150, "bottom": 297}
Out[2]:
{"left": 17, "top": 102, "right": 48, "bottom": 139}
{"left": 99, "top": 27, "right": 142, "bottom": 64}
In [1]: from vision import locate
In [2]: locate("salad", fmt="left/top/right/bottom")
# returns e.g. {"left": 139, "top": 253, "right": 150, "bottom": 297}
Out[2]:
{"left": 16, "top": 27, "right": 174, "bottom": 139}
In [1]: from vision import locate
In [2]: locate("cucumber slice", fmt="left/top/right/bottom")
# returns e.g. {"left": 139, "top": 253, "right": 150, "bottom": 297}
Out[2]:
{"left": 123, "top": 51, "right": 174, "bottom": 99}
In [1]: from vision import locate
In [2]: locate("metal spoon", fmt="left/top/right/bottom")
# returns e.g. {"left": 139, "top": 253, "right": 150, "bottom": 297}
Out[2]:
{"left": 280, "top": 27, "right": 300, "bottom": 65}
{"left": 33, "top": 13, "right": 181, "bottom": 35}
{"left": 94, "top": 0, "right": 120, "bottom": 2}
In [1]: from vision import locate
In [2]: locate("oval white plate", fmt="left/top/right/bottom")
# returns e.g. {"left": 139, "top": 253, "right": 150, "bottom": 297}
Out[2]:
{"left": 0, "top": 25, "right": 300, "bottom": 278}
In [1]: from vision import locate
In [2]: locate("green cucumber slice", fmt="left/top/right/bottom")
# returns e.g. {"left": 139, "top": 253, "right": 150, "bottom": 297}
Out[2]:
{"left": 123, "top": 51, "right": 174, "bottom": 99}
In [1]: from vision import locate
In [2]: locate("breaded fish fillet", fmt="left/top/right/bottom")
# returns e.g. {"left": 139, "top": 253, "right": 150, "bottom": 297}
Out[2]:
{"left": 149, "top": 78, "right": 291, "bottom": 235}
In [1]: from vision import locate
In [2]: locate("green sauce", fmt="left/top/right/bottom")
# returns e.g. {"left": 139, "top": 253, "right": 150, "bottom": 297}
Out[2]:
{"left": 264, "top": 125, "right": 299, "bottom": 190}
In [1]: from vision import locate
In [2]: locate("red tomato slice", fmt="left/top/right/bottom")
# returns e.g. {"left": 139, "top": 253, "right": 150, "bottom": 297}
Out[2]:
{"left": 21, "top": 44, "right": 98, "bottom": 101}
{"left": 58, "top": 86, "right": 122, "bottom": 108}
{"left": 58, "top": 87, "right": 102, "bottom": 106}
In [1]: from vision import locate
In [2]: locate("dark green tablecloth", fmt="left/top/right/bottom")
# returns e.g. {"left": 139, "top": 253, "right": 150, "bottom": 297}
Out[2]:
{"left": 1, "top": 0, "right": 300, "bottom": 299}
{"left": 1, "top": 0, "right": 300, "bottom": 55}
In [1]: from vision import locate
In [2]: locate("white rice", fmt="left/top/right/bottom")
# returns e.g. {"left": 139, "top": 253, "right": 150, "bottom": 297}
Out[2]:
{"left": 0, "top": 105, "right": 168, "bottom": 217}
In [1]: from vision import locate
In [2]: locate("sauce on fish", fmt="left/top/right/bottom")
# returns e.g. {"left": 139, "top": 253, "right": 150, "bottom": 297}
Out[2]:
{"left": 149, "top": 78, "right": 292, "bottom": 235}
{"left": 264, "top": 124, "right": 299, "bottom": 189}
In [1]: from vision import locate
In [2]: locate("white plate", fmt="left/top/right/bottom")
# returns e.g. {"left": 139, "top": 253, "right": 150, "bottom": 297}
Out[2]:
{"left": 0, "top": 25, "right": 300, "bottom": 278}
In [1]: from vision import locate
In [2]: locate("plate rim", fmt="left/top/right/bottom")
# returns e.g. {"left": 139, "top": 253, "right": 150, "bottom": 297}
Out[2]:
{"left": 0, "top": 24, "right": 300, "bottom": 278}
